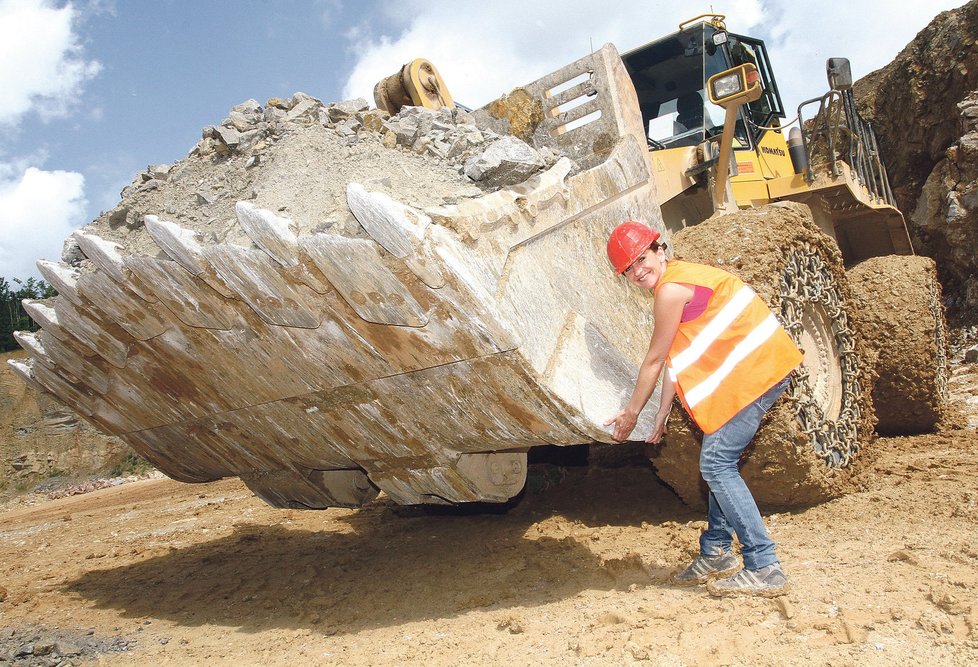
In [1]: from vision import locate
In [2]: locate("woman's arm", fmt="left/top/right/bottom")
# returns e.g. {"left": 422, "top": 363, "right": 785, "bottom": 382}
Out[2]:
{"left": 647, "top": 375, "right": 676, "bottom": 444}
{"left": 605, "top": 283, "right": 691, "bottom": 441}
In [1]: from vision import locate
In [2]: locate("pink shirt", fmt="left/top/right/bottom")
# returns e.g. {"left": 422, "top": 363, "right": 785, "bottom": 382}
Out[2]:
{"left": 680, "top": 284, "right": 714, "bottom": 322}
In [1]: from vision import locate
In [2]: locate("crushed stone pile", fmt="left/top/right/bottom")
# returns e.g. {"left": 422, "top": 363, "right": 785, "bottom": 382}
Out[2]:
{"left": 74, "top": 92, "right": 569, "bottom": 263}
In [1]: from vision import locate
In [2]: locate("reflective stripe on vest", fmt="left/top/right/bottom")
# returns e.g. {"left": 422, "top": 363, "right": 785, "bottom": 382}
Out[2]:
{"left": 669, "top": 285, "right": 756, "bottom": 375}
{"left": 684, "top": 313, "right": 780, "bottom": 408}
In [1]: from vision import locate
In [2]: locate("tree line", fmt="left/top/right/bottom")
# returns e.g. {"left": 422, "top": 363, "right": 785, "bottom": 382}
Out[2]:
{"left": 1, "top": 277, "right": 56, "bottom": 352}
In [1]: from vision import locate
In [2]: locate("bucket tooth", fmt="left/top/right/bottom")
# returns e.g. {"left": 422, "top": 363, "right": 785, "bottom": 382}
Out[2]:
{"left": 36, "top": 260, "right": 82, "bottom": 306}
{"left": 38, "top": 330, "right": 111, "bottom": 395}
{"left": 347, "top": 183, "right": 445, "bottom": 288}
{"left": 32, "top": 361, "right": 96, "bottom": 416}
{"left": 72, "top": 232, "right": 127, "bottom": 283}
{"left": 204, "top": 245, "right": 323, "bottom": 328}
{"left": 145, "top": 215, "right": 207, "bottom": 274}
{"left": 347, "top": 182, "right": 430, "bottom": 258}
{"left": 302, "top": 235, "right": 428, "bottom": 327}
{"left": 21, "top": 300, "right": 67, "bottom": 341}
{"left": 53, "top": 299, "right": 131, "bottom": 369}
{"left": 235, "top": 202, "right": 300, "bottom": 267}
{"left": 11, "top": 331, "right": 74, "bottom": 381}
{"left": 6, "top": 358, "right": 44, "bottom": 393}
{"left": 125, "top": 256, "right": 237, "bottom": 330}
{"left": 77, "top": 269, "right": 169, "bottom": 341}
{"left": 230, "top": 202, "right": 332, "bottom": 294}
{"left": 13, "top": 330, "right": 46, "bottom": 360}
{"left": 144, "top": 215, "right": 236, "bottom": 298}
{"left": 14, "top": 330, "right": 95, "bottom": 389}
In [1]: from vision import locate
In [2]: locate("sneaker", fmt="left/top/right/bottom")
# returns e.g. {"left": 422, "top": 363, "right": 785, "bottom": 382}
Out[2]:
{"left": 706, "top": 563, "right": 790, "bottom": 598}
{"left": 673, "top": 551, "right": 741, "bottom": 585}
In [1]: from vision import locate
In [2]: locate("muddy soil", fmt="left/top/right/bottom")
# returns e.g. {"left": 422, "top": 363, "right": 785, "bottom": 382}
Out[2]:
{"left": 1, "top": 354, "right": 976, "bottom": 666}
{"left": 848, "top": 256, "right": 948, "bottom": 434}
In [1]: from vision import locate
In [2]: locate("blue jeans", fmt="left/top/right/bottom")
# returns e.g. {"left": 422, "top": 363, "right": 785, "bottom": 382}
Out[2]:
{"left": 698, "top": 375, "right": 790, "bottom": 570}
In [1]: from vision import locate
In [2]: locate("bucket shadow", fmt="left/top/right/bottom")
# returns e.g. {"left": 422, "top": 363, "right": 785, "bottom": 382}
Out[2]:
{"left": 65, "top": 461, "right": 699, "bottom": 635}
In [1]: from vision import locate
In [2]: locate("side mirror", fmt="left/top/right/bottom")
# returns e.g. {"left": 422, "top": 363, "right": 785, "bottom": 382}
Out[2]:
{"left": 826, "top": 58, "right": 852, "bottom": 91}
{"left": 706, "top": 63, "right": 763, "bottom": 109}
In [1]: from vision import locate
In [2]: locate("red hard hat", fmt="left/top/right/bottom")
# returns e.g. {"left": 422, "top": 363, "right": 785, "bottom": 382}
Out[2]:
{"left": 607, "top": 221, "right": 661, "bottom": 274}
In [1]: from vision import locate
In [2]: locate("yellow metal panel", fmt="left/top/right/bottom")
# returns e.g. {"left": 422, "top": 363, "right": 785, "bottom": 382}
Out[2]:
{"left": 731, "top": 148, "right": 763, "bottom": 183}
{"left": 732, "top": 179, "right": 771, "bottom": 207}
{"left": 650, "top": 146, "right": 697, "bottom": 205}
{"left": 755, "top": 130, "right": 794, "bottom": 179}
{"left": 767, "top": 173, "right": 812, "bottom": 199}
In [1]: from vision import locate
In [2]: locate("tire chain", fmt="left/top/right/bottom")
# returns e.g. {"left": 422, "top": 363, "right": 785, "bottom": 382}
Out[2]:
{"left": 779, "top": 245, "right": 863, "bottom": 468}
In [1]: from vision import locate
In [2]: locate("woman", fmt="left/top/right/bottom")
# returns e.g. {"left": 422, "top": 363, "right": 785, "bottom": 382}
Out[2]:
{"left": 604, "top": 220, "right": 802, "bottom": 598}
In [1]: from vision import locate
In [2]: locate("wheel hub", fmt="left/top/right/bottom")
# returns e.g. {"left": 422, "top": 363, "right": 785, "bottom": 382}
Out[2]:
{"left": 796, "top": 300, "right": 843, "bottom": 421}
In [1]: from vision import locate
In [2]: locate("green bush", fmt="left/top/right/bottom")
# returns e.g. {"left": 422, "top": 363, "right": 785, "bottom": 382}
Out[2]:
{"left": 110, "top": 451, "right": 155, "bottom": 478}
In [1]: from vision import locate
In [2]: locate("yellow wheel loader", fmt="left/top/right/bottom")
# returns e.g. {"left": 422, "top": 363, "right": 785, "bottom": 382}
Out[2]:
{"left": 10, "top": 15, "right": 947, "bottom": 510}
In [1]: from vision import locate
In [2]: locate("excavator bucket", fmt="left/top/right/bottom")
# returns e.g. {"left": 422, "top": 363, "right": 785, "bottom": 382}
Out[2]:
{"left": 12, "top": 45, "right": 667, "bottom": 509}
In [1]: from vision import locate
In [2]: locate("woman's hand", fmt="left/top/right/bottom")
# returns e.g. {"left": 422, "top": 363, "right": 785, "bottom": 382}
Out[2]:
{"left": 646, "top": 409, "right": 669, "bottom": 444}
{"left": 604, "top": 410, "right": 638, "bottom": 442}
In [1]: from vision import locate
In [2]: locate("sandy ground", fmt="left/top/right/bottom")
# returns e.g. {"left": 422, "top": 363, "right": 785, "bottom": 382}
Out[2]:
{"left": 1, "top": 358, "right": 977, "bottom": 667}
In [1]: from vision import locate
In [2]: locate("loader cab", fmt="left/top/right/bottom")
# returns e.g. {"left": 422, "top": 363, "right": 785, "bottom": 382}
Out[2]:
{"left": 622, "top": 21, "right": 785, "bottom": 151}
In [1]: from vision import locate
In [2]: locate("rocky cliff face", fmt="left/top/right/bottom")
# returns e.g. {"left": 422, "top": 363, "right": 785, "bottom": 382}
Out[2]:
{"left": 909, "top": 93, "right": 978, "bottom": 316}
{"left": 1, "top": 351, "right": 127, "bottom": 496}
{"left": 854, "top": 0, "right": 978, "bottom": 319}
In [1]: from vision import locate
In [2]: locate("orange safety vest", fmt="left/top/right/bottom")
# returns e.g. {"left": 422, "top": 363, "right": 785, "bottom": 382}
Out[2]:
{"left": 654, "top": 260, "right": 803, "bottom": 434}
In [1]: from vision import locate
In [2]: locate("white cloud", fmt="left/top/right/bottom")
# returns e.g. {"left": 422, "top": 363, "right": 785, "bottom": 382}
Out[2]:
{"left": 0, "top": 0, "right": 101, "bottom": 126}
{"left": 763, "top": 0, "right": 968, "bottom": 123}
{"left": 342, "top": 0, "right": 964, "bottom": 122}
{"left": 0, "top": 165, "right": 87, "bottom": 280}
{"left": 0, "top": 1, "right": 99, "bottom": 281}
{"left": 342, "top": 2, "right": 766, "bottom": 108}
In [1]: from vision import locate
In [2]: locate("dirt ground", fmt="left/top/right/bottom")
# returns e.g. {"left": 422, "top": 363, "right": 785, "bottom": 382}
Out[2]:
{"left": 1, "top": 354, "right": 976, "bottom": 667}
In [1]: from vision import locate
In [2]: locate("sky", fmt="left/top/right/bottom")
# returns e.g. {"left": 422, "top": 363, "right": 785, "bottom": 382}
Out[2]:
{"left": 0, "top": 0, "right": 969, "bottom": 282}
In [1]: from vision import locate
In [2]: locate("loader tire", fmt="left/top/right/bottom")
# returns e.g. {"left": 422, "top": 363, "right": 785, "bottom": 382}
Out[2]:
{"left": 847, "top": 256, "right": 949, "bottom": 434}
{"left": 647, "top": 203, "right": 875, "bottom": 509}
